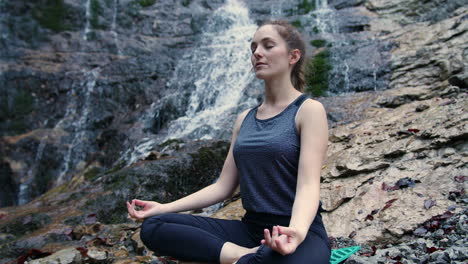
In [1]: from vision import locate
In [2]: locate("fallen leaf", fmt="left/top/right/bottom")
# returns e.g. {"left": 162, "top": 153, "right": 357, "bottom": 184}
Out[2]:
{"left": 454, "top": 176, "right": 468, "bottom": 183}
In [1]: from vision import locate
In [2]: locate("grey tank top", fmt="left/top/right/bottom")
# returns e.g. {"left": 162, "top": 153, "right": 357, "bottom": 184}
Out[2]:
{"left": 233, "top": 93, "right": 315, "bottom": 216}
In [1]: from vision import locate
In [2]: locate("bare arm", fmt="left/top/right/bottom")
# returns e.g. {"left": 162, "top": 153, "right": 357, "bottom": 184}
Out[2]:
{"left": 127, "top": 109, "right": 251, "bottom": 219}
{"left": 289, "top": 99, "right": 328, "bottom": 241}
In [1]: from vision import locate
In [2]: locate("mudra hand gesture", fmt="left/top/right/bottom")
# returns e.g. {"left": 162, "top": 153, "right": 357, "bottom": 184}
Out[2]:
{"left": 126, "top": 199, "right": 165, "bottom": 220}
{"left": 261, "top": 225, "right": 303, "bottom": 256}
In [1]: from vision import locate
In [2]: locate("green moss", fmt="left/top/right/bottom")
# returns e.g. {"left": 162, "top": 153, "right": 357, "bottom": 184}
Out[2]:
{"left": 181, "top": 0, "right": 191, "bottom": 6}
{"left": 103, "top": 160, "right": 126, "bottom": 175}
{"left": 158, "top": 138, "right": 184, "bottom": 148}
{"left": 165, "top": 142, "right": 229, "bottom": 201}
{"left": 310, "top": 39, "right": 327, "bottom": 48}
{"left": 32, "top": 0, "right": 69, "bottom": 32}
{"left": 0, "top": 213, "right": 51, "bottom": 238}
{"left": 291, "top": 20, "right": 302, "bottom": 29}
{"left": 298, "top": 0, "right": 315, "bottom": 14}
{"left": 84, "top": 166, "right": 103, "bottom": 181}
{"left": 90, "top": 0, "right": 104, "bottom": 29}
{"left": 312, "top": 26, "right": 319, "bottom": 34}
{"left": 138, "top": 0, "right": 156, "bottom": 7}
{"left": 305, "top": 50, "right": 332, "bottom": 97}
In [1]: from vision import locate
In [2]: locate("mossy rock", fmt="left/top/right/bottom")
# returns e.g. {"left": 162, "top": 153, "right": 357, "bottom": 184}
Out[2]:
{"left": 84, "top": 140, "right": 229, "bottom": 224}
{"left": 84, "top": 166, "right": 104, "bottom": 181}
{"left": 32, "top": 0, "right": 71, "bottom": 32}
{"left": 0, "top": 213, "right": 52, "bottom": 238}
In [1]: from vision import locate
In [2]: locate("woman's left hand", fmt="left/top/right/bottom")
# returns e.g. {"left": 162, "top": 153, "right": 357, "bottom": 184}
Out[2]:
{"left": 261, "top": 225, "right": 304, "bottom": 256}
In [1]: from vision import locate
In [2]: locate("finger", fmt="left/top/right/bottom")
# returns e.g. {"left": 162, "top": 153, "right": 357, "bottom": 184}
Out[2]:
{"left": 272, "top": 226, "right": 278, "bottom": 238}
{"left": 127, "top": 202, "right": 136, "bottom": 218}
{"left": 264, "top": 229, "right": 272, "bottom": 246}
{"left": 277, "top": 226, "right": 296, "bottom": 237}
{"left": 275, "top": 239, "right": 290, "bottom": 255}
{"left": 134, "top": 199, "right": 146, "bottom": 206}
{"left": 271, "top": 226, "right": 280, "bottom": 248}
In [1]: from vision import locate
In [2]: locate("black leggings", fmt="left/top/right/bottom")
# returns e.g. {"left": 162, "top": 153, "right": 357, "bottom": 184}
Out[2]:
{"left": 140, "top": 211, "right": 331, "bottom": 263}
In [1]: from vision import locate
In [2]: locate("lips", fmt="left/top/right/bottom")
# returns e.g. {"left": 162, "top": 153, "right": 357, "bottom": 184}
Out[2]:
{"left": 255, "top": 62, "right": 267, "bottom": 68}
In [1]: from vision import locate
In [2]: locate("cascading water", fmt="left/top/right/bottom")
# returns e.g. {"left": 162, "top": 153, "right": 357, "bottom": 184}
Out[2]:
{"left": 307, "top": 0, "right": 382, "bottom": 94}
{"left": 17, "top": 135, "right": 47, "bottom": 205}
{"left": 312, "top": 0, "right": 339, "bottom": 36}
{"left": 56, "top": 68, "right": 100, "bottom": 185}
{"left": 84, "top": 0, "right": 91, "bottom": 40}
{"left": 165, "top": 0, "right": 257, "bottom": 140}
{"left": 110, "top": 0, "right": 123, "bottom": 56}
{"left": 126, "top": 0, "right": 258, "bottom": 165}
{"left": 270, "top": 0, "right": 286, "bottom": 19}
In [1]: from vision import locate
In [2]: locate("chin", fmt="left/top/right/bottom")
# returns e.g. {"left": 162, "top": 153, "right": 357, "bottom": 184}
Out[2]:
{"left": 254, "top": 70, "right": 270, "bottom": 80}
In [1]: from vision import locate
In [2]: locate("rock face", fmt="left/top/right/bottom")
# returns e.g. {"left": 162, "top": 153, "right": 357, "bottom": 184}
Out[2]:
{"left": 320, "top": 4, "right": 467, "bottom": 246}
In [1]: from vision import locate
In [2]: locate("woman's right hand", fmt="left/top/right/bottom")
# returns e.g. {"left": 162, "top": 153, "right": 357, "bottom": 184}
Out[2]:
{"left": 126, "top": 199, "right": 166, "bottom": 220}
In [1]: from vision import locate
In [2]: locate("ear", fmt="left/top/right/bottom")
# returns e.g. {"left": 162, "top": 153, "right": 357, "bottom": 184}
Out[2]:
{"left": 289, "top": 49, "right": 301, "bottom": 65}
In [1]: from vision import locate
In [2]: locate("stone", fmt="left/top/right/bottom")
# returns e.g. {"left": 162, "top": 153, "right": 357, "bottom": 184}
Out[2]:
{"left": 27, "top": 247, "right": 82, "bottom": 264}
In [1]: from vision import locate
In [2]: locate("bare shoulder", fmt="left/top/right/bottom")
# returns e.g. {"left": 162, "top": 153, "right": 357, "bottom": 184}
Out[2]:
{"left": 298, "top": 98, "right": 327, "bottom": 120}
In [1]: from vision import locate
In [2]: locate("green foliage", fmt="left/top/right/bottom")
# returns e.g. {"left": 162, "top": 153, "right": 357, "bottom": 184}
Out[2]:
{"left": 312, "top": 26, "right": 320, "bottom": 34}
{"left": 181, "top": 0, "right": 191, "bottom": 7}
{"left": 310, "top": 39, "right": 327, "bottom": 48}
{"left": 298, "top": 0, "right": 315, "bottom": 14}
{"left": 305, "top": 50, "right": 332, "bottom": 97}
{"left": 138, "top": 0, "right": 156, "bottom": 7}
{"left": 90, "top": 0, "right": 104, "bottom": 29}
{"left": 32, "top": 0, "right": 69, "bottom": 32}
{"left": 291, "top": 20, "right": 302, "bottom": 29}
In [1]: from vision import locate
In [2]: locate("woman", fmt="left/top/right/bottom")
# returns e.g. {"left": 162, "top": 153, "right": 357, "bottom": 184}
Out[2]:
{"left": 127, "top": 20, "right": 331, "bottom": 264}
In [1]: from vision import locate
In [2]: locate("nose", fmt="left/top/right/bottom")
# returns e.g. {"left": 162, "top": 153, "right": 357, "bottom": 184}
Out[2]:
{"left": 253, "top": 46, "right": 263, "bottom": 59}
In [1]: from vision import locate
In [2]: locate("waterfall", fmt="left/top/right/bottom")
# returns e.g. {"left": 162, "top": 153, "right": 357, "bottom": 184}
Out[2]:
{"left": 164, "top": 0, "right": 257, "bottom": 140}
{"left": 56, "top": 68, "right": 100, "bottom": 185}
{"left": 110, "top": 0, "right": 123, "bottom": 56}
{"left": 17, "top": 135, "right": 48, "bottom": 205}
{"left": 126, "top": 0, "right": 258, "bottom": 165}
{"left": 313, "top": 0, "right": 338, "bottom": 37}
{"left": 270, "top": 0, "right": 286, "bottom": 19}
{"left": 344, "top": 60, "right": 350, "bottom": 92}
{"left": 84, "top": 0, "right": 91, "bottom": 40}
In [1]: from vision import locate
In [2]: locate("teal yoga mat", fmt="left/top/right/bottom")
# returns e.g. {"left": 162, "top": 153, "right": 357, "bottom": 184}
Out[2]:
{"left": 330, "top": 246, "right": 361, "bottom": 264}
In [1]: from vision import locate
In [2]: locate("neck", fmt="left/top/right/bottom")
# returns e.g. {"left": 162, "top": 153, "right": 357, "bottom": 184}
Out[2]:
{"left": 263, "top": 73, "right": 301, "bottom": 105}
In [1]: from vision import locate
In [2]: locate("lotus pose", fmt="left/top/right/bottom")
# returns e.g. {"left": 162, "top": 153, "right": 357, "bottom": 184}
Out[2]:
{"left": 127, "top": 20, "right": 331, "bottom": 264}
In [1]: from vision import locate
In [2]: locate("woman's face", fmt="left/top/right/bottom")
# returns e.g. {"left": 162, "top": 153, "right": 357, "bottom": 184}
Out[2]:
{"left": 250, "top": 25, "right": 292, "bottom": 80}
